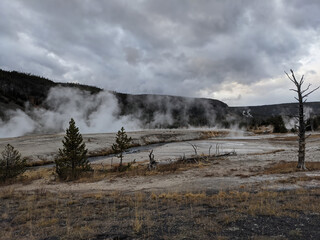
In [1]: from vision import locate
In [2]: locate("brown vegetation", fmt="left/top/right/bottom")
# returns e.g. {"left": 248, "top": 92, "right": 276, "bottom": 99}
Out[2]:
{"left": 0, "top": 188, "right": 319, "bottom": 239}
{"left": 200, "top": 130, "right": 229, "bottom": 139}
{"left": 262, "top": 161, "right": 320, "bottom": 175}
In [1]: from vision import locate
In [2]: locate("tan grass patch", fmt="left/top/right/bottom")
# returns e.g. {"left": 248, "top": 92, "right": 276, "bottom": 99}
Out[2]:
{"left": 22, "top": 168, "right": 54, "bottom": 181}
{"left": 0, "top": 168, "right": 54, "bottom": 186}
{"left": 0, "top": 187, "right": 15, "bottom": 199}
{"left": 81, "top": 192, "right": 104, "bottom": 200}
{"left": 83, "top": 160, "right": 206, "bottom": 181}
{"left": 25, "top": 159, "right": 54, "bottom": 167}
{"left": 278, "top": 175, "right": 320, "bottom": 184}
{"left": 262, "top": 161, "right": 320, "bottom": 175}
{"left": 200, "top": 130, "right": 229, "bottom": 139}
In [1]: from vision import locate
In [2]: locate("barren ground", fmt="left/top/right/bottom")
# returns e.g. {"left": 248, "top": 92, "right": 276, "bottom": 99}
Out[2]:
{"left": 1, "top": 129, "right": 320, "bottom": 239}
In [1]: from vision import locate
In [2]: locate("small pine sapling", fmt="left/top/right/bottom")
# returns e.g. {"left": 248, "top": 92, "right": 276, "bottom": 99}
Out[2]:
{"left": 112, "top": 127, "right": 132, "bottom": 169}
{"left": 0, "top": 144, "right": 26, "bottom": 182}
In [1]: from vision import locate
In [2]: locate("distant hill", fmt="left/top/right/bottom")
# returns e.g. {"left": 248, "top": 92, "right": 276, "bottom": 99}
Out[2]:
{"left": 0, "top": 69, "right": 102, "bottom": 119}
{"left": 1, "top": 69, "right": 320, "bottom": 134}
{"left": 114, "top": 92, "right": 229, "bottom": 128}
{"left": 231, "top": 102, "right": 320, "bottom": 119}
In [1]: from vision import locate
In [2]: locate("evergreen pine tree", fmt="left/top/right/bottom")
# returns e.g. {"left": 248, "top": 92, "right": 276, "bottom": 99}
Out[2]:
{"left": 0, "top": 144, "right": 26, "bottom": 182}
{"left": 55, "top": 118, "right": 91, "bottom": 180}
{"left": 112, "top": 127, "right": 132, "bottom": 168}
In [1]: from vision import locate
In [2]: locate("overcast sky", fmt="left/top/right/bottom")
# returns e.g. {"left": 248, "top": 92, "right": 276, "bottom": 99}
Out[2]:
{"left": 1, "top": 0, "right": 320, "bottom": 106}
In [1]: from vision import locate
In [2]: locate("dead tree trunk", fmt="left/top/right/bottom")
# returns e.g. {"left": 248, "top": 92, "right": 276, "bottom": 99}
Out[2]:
{"left": 187, "top": 142, "right": 198, "bottom": 156}
{"left": 148, "top": 150, "right": 157, "bottom": 170}
{"left": 297, "top": 84, "right": 306, "bottom": 170}
{"left": 286, "top": 69, "right": 319, "bottom": 170}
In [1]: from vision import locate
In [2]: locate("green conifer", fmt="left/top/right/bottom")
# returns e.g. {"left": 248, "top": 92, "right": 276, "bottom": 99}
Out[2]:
{"left": 55, "top": 118, "right": 91, "bottom": 180}
{"left": 112, "top": 127, "right": 132, "bottom": 167}
{"left": 0, "top": 144, "right": 26, "bottom": 182}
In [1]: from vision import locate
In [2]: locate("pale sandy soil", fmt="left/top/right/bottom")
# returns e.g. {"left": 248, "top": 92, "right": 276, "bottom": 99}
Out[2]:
{"left": 2, "top": 129, "right": 320, "bottom": 194}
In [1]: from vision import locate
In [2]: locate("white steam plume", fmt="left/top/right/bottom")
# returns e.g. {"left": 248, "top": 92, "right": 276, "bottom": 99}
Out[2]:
{"left": 0, "top": 109, "right": 36, "bottom": 138}
{"left": 0, "top": 87, "right": 138, "bottom": 138}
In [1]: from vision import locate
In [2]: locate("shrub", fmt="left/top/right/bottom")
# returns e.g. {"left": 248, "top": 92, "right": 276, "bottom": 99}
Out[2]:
{"left": 0, "top": 144, "right": 26, "bottom": 182}
{"left": 268, "top": 116, "right": 288, "bottom": 133}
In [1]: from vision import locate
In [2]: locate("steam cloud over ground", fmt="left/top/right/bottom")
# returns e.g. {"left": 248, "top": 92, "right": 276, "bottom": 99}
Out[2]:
{"left": 1, "top": 85, "right": 233, "bottom": 138}
{"left": 2, "top": 86, "right": 304, "bottom": 138}
{"left": 0, "top": 87, "right": 138, "bottom": 138}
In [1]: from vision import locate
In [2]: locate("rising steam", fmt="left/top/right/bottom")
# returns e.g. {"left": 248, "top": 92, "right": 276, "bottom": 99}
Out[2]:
{"left": 0, "top": 87, "right": 138, "bottom": 138}
{"left": 0, "top": 86, "right": 233, "bottom": 138}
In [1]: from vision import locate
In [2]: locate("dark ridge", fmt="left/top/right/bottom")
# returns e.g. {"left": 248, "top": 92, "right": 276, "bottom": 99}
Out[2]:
{"left": 230, "top": 102, "right": 320, "bottom": 119}
{"left": 0, "top": 69, "right": 56, "bottom": 107}
{"left": 0, "top": 69, "right": 102, "bottom": 119}
{"left": 114, "top": 92, "right": 229, "bottom": 128}
{"left": 57, "top": 82, "right": 102, "bottom": 94}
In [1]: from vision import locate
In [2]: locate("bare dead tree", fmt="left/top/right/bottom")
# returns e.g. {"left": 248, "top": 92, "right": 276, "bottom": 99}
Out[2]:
{"left": 208, "top": 145, "right": 213, "bottom": 157}
{"left": 148, "top": 150, "right": 157, "bottom": 170}
{"left": 187, "top": 142, "right": 198, "bottom": 156}
{"left": 285, "top": 69, "right": 320, "bottom": 170}
{"left": 215, "top": 143, "right": 221, "bottom": 156}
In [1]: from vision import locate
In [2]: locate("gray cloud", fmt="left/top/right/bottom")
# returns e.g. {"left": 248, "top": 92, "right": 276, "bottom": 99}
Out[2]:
{"left": 1, "top": 0, "right": 320, "bottom": 105}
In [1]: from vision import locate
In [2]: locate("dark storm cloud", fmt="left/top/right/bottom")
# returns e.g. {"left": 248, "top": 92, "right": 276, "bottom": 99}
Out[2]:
{"left": 0, "top": 0, "right": 320, "bottom": 104}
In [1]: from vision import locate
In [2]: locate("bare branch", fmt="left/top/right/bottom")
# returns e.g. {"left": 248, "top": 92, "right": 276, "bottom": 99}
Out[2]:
{"left": 301, "top": 83, "right": 311, "bottom": 94}
{"left": 285, "top": 71, "right": 296, "bottom": 85}
{"left": 187, "top": 142, "right": 198, "bottom": 156}
{"left": 149, "top": 149, "right": 154, "bottom": 159}
{"left": 148, "top": 149, "right": 157, "bottom": 170}
{"left": 290, "top": 88, "right": 298, "bottom": 92}
{"left": 300, "top": 75, "right": 304, "bottom": 85}
{"left": 290, "top": 69, "right": 299, "bottom": 84}
{"left": 303, "top": 86, "right": 320, "bottom": 98}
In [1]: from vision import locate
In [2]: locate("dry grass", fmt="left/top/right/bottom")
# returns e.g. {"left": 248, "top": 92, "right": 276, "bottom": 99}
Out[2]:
{"left": 269, "top": 133, "right": 320, "bottom": 142}
{"left": 0, "top": 188, "right": 319, "bottom": 239}
{"left": 200, "top": 130, "right": 229, "bottom": 139}
{"left": 22, "top": 168, "right": 54, "bottom": 181}
{"left": 278, "top": 175, "right": 320, "bottom": 184}
{"left": 0, "top": 156, "right": 213, "bottom": 186}
{"left": 262, "top": 161, "right": 320, "bottom": 175}
{"left": 0, "top": 168, "right": 54, "bottom": 186}
{"left": 77, "top": 158, "right": 209, "bottom": 182}
{"left": 25, "top": 159, "right": 54, "bottom": 167}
